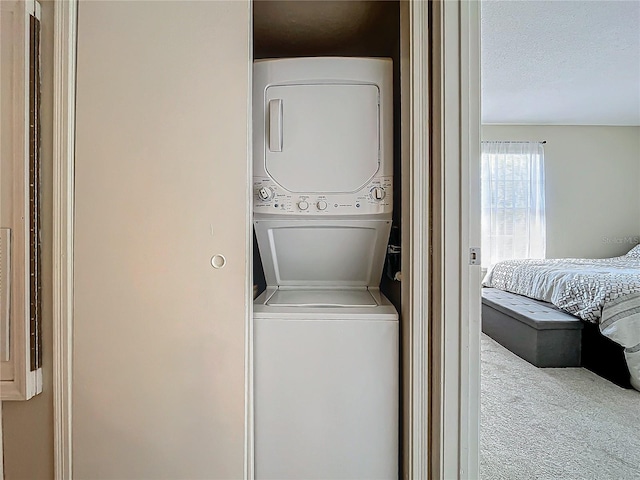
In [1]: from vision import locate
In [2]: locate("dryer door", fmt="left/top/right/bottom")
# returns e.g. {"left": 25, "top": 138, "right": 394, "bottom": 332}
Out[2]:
{"left": 264, "top": 84, "right": 380, "bottom": 194}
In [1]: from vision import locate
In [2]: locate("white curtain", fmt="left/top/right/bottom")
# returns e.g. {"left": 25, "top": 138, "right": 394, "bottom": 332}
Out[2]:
{"left": 481, "top": 141, "right": 546, "bottom": 268}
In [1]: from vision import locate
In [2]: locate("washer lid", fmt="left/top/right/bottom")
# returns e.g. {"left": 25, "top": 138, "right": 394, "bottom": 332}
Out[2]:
{"left": 265, "top": 289, "right": 378, "bottom": 307}
{"left": 264, "top": 84, "right": 380, "bottom": 193}
{"left": 254, "top": 219, "right": 391, "bottom": 288}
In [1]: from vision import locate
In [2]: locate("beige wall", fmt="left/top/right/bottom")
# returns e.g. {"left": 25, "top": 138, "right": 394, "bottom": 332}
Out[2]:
{"left": 482, "top": 125, "right": 640, "bottom": 259}
{"left": 2, "top": 1, "right": 55, "bottom": 479}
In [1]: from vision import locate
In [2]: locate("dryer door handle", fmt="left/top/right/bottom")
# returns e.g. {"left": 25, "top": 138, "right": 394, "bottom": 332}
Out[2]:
{"left": 268, "top": 99, "right": 283, "bottom": 152}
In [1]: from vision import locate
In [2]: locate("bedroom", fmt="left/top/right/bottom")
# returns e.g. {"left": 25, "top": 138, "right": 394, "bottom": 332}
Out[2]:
{"left": 480, "top": 1, "right": 640, "bottom": 478}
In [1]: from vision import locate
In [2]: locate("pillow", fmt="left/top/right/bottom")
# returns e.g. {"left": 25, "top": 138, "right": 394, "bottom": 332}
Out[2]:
{"left": 626, "top": 244, "right": 640, "bottom": 258}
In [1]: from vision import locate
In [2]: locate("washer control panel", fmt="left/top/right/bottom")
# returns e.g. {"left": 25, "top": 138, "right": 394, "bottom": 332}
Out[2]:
{"left": 253, "top": 176, "right": 393, "bottom": 215}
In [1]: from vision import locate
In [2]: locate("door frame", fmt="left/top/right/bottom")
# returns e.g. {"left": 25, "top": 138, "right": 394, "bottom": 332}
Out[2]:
{"left": 51, "top": 0, "right": 76, "bottom": 478}
{"left": 51, "top": 1, "right": 481, "bottom": 479}
{"left": 403, "top": 1, "right": 480, "bottom": 478}
{"left": 429, "top": 1, "right": 482, "bottom": 477}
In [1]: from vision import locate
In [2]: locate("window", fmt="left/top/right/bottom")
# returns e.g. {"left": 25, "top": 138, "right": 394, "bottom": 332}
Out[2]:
{"left": 481, "top": 141, "right": 546, "bottom": 268}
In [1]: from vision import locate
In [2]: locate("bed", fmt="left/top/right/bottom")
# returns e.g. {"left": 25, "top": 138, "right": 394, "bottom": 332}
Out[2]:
{"left": 482, "top": 244, "right": 640, "bottom": 391}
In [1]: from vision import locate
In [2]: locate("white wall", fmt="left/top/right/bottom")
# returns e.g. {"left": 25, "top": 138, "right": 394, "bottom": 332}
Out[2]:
{"left": 482, "top": 125, "right": 640, "bottom": 259}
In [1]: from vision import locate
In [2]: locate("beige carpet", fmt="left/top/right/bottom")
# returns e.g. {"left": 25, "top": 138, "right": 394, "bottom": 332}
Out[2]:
{"left": 481, "top": 334, "right": 640, "bottom": 480}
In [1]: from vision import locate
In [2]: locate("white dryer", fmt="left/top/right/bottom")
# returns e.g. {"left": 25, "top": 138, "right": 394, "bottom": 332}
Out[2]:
{"left": 253, "top": 58, "right": 398, "bottom": 480}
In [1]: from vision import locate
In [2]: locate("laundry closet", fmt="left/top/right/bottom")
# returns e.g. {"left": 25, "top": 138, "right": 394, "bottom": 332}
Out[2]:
{"left": 252, "top": 2, "right": 403, "bottom": 479}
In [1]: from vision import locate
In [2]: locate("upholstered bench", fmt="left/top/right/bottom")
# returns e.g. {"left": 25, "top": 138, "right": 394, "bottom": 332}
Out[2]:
{"left": 482, "top": 288, "right": 583, "bottom": 367}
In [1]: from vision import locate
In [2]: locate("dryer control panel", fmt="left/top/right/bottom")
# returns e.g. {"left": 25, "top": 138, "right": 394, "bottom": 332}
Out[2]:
{"left": 253, "top": 176, "right": 393, "bottom": 215}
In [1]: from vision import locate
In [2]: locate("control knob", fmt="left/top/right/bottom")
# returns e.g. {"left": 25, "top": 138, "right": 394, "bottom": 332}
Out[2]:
{"left": 317, "top": 201, "right": 327, "bottom": 211}
{"left": 258, "top": 186, "right": 274, "bottom": 201}
{"left": 370, "top": 187, "right": 386, "bottom": 201}
{"left": 297, "top": 201, "right": 309, "bottom": 211}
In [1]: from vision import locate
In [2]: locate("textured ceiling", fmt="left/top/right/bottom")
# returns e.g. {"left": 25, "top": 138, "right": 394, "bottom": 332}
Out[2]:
{"left": 482, "top": 0, "right": 640, "bottom": 125}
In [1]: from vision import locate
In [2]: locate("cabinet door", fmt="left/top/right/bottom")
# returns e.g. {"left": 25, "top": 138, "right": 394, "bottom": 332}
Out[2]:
{"left": 74, "top": 2, "right": 250, "bottom": 478}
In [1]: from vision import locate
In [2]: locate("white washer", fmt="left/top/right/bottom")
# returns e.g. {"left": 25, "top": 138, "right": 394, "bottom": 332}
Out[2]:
{"left": 253, "top": 58, "right": 398, "bottom": 479}
{"left": 254, "top": 291, "right": 398, "bottom": 480}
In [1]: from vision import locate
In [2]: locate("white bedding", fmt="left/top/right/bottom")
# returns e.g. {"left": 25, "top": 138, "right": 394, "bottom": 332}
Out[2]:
{"left": 482, "top": 246, "right": 640, "bottom": 391}
{"left": 482, "top": 256, "right": 640, "bottom": 323}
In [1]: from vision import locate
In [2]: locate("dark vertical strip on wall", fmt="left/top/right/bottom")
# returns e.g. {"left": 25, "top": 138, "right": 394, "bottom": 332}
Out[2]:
{"left": 35, "top": 14, "right": 42, "bottom": 370}
{"left": 29, "top": 14, "right": 42, "bottom": 371}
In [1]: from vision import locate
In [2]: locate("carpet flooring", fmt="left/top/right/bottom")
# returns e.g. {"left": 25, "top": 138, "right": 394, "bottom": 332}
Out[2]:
{"left": 481, "top": 334, "right": 640, "bottom": 480}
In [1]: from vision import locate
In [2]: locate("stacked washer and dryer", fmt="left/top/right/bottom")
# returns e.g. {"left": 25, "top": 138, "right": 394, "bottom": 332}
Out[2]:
{"left": 253, "top": 57, "right": 398, "bottom": 479}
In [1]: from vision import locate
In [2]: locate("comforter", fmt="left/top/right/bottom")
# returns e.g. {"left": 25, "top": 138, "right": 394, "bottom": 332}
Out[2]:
{"left": 482, "top": 253, "right": 640, "bottom": 391}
